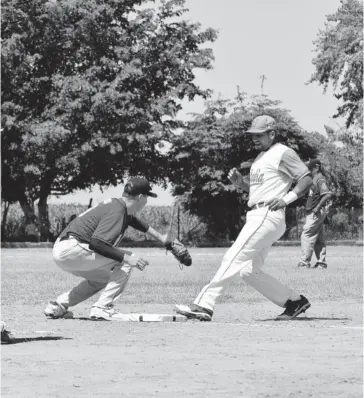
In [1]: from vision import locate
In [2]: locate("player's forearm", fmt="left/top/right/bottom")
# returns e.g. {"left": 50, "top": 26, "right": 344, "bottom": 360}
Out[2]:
{"left": 89, "top": 237, "right": 130, "bottom": 262}
{"left": 292, "top": 175, "right": 313, "bottom": 198}
{"left": 314, "top": 193, "right": 332, "bottom": 211}
{"left": 281, "top": 175, "right": 313, "bottom": 206}
{"left": 145, "top": 227, "right": 165, "bottom": 244}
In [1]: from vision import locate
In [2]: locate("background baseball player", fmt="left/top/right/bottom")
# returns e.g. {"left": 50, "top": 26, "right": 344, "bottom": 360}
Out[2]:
{"left": 298, "top": 159, "right": 333, "bottom": 269}
{"left": 44, "top": 177, "right": 170, "bottom": 321}
{"left": 175, "top": 115, "right": 313, "bottom": 321}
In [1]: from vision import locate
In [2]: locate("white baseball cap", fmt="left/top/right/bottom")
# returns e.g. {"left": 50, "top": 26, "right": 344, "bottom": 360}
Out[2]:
{"left": 246, "top": 115, "right": 276, "bottom": 133}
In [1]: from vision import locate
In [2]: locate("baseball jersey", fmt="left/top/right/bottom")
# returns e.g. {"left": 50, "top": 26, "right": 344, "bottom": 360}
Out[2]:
{"left": 248, "top": 143, "right": 310, "bottom": 207}
{"left": 59, "top": 198, "right": 148, "bottom": 246}
{"left": 305, "top": 173, "right": 332, "bottom": 212}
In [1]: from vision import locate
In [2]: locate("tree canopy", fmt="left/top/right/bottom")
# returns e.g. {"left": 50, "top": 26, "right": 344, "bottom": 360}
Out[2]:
{"left": 1, "top": 0, "right": 217, "bottom": 229}
{"left": 167, "top": 93, "right": 326, "bottom": 239}
{"left": 308, "top": 0, "right": 363, "bottom": 128}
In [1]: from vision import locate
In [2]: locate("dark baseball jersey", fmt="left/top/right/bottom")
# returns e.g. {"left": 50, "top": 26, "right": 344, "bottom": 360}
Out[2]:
{"left": 59, "top": 198, "right": 148, "bottom": 246}
{"left": 305, "top": 173, "right": 332, "bottom": 212}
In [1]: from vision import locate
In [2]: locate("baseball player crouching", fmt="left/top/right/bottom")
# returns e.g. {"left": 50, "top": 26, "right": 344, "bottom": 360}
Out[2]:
{"left": 175, "top": 115, "right": 314, "bottom": 321}
{"left": 45, "top": 177, "right": 168, "bottom": 321}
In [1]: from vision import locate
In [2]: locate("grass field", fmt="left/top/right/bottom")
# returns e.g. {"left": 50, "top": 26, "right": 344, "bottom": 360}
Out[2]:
{"left": 1, "top": 246, "right": 363, "bottom": 397}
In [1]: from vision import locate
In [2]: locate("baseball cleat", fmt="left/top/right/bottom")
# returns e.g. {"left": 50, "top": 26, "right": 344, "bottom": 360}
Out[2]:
{"left": 297, "top": 261, "right": 310, "bottom": 268}
{"left": 276, "top": 295, "right": 311, "bottom": 320}
{"left": 1, "top": 322, "right": 12, "bottom": 344}
{"left": 44, "top": 301, "right": 74, "bottom": 319}
{"left": 174, "top": 304, "right": 213, "bottom": 321}
{"left": 312, "top": 262, "right": 327, "bottom": 269}
{"left": 90, "top": 305, "right": 130, "bottom": 321}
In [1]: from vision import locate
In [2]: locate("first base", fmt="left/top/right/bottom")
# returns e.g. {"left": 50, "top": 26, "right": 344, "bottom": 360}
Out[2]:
{"left": 115, "top": 313, "right": 188, "bottom": 322}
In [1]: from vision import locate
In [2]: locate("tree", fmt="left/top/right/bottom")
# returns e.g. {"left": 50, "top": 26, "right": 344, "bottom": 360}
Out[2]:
{"left": 168, "top": 93, "right": 324, "bottom": 240}
{"left": 308, "top": 0, "right": 363, "bottom": 128}
{"left": 320, "top": 125, "right": 363, "bottom": 208}
{"left": 1, "top": 0, "right": 217, "bottom": 239}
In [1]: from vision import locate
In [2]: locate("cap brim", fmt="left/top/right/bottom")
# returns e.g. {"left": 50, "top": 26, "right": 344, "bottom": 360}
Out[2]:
{"left": 245, "top": 128, "right": 269, "bottom": 133}
{"left": 147, "top": 192, "right": 158, "bottom": 198}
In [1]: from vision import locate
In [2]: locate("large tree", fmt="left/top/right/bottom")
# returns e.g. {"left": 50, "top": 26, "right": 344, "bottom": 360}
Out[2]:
{"left": 1, "top": 0, "right": 217, "bottom": 238}
{"left": 308, "top": 0, "right": 363, "bottom": 128}
{"left": 168, "top": 93, "right": 324, "bottom": 240}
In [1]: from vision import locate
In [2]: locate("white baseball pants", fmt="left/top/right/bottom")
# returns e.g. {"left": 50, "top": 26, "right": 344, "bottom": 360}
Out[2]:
{"left": 52, "top": 238, "right": 133, "bottom": 309}
{"left": 194, "top": 207, "right": 301, "bottom": 311}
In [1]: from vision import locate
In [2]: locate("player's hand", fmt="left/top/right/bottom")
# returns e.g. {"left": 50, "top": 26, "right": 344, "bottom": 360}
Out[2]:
{"left": 228, "top": 168, "right": 244, "bottom": 187}
{"left": 124, "top": 254, "right": 149, "bottom": 271}
{"left": 267, "top": 198, "right": 287, "bottom": 211}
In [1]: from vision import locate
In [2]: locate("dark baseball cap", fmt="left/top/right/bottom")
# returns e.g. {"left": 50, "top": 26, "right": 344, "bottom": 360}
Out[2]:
{"left": 124, "top": 177, "right": 157, "bottom": 198}
{"left": 246, "top": 115, "right": 276, "bottom": 133}
{"left": 307, "top": 159, "right": 321, "bottom": 170}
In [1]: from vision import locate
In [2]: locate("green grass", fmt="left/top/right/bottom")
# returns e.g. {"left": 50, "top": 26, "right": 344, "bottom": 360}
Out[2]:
{"left": 1, "top": 246, "right": 362, "bottom": 307}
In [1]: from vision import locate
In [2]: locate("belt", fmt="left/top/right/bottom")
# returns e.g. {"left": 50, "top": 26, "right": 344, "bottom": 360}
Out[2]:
{"left": 251, "top": 202, "right": 267, "bottom": 210}
{"left": 59, "top": 233, "right": 87, "bottom": 244}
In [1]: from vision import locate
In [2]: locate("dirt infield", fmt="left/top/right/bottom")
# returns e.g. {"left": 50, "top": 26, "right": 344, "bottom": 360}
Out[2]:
{"left": 1, "top": 247, "right": 363, "bottom": 397}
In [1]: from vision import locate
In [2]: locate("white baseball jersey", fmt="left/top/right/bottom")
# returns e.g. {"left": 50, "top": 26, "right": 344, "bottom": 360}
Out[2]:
{"left": 248, "top": 143, "right": 309, "bottom": 207}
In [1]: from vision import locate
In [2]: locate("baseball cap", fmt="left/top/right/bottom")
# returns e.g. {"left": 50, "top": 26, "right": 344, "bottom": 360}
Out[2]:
{"left": 307, "top": 159, "right": 321, "bottom": 170}
{"left": 124, "top": 177, "right": 158, "bottom": 198}
{"left": 246, "top": 115, "right": 276, "bottom": 133}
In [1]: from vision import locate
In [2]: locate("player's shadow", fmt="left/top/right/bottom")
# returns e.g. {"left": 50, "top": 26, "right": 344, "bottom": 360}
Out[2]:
{"left": 74, "top": 317, "right": 102, "bottom": 321}
{"left": 258, "top": 317, "right": 351, "bottom": 322}
{"left": 6, "top": 336, "right": 72, "bottom": 345}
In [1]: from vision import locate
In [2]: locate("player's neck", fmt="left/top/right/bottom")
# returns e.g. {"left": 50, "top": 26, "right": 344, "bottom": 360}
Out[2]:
{"left": 260, "top": 141, "right": 276, "bottom": 152}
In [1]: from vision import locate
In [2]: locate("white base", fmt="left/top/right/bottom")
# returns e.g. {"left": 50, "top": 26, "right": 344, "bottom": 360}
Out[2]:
{"left": 115, "top": 313, "right": 188, "bottom": 322}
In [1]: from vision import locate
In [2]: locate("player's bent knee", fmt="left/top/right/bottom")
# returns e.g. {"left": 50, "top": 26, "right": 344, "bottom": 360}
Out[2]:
{"left": 88, "top": 280, "right": 108, "bottom": 288}
{"left": 240, "top": 268, "right": 264, "bottom": 279}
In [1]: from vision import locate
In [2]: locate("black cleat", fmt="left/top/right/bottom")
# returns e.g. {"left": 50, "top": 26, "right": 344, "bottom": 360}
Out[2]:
{"left": 297, "top": 261, "right": 310, "bottom": 268}
{"left": 276, "top": 295, "right": 311, "bottom": 320}
{"left": 1, "top": 323, "right": 12, "bottom": 344}
{"left": 312, "top": 262, "right": 327, "bottom": 269}
{"left": 174, "top": 304, "right": 213, "bottom": 321}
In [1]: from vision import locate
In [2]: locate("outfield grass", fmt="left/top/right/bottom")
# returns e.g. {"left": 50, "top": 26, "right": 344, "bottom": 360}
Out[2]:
{"left": 1, "top": 246, "right": 362, "bottom": 308}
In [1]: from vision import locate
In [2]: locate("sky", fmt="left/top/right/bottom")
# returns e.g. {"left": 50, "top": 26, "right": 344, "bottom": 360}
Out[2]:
{"left": 49, "top": 0, "right": 343, "bottom": 206}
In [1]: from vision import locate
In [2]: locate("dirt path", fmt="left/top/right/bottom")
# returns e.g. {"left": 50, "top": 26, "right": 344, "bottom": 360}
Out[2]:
{"left": 2, "top": 302, "right": 362, "bottom": 398}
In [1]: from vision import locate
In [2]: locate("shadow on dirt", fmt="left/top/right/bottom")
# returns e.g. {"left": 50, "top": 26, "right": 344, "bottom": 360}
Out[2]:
{"left": 4, "top": 336, "right": 72, "bottom": 345}
{"left": 259, "top": 317, "right": 351, "bottom": 322}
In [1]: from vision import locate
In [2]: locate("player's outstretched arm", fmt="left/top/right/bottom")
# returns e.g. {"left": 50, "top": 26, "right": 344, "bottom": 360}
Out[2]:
{"left": 145, "top": 226, "right": 168, "bottom": 245}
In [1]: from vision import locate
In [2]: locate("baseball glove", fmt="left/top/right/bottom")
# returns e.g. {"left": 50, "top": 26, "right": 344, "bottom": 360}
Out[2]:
{"left": 165, "top": 239, "right": 192, "bottom": 267}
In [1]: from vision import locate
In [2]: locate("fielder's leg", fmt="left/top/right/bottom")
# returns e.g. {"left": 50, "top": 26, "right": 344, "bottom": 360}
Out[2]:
{"left": 45, "top": 238, "right": 122, "bottom": 318}
{"left": 89, "top": 263, "right": 134, "bottom": 321}
{"left": 299, "top": 214, "right": 316, "bottom": 267}
{"left": 313, "top": 222, "right": 327, "bottom": 268}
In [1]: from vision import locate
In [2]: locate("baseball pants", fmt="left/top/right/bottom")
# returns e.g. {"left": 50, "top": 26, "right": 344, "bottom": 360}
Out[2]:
{"left": 52, "top": 237, "right": 133, "bottom": 309}
{"left": 194, "top": 207, "right": 301, "bottom": 312}
{"left": 300, "top": 211, "right": 327, "bottom": 265}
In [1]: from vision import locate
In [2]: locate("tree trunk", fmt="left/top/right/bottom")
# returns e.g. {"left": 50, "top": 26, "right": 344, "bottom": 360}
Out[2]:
{"left": 18, "top": 194, "right": 37, "bottom": 242}
{"left": 38, "top": 195, "right": 50, "bottom": 242}
{"left": 18, "top": 195, "right": 36, "bottom": 223}
{"left": 1, "top": 201, "right": 11, "bottom": 240}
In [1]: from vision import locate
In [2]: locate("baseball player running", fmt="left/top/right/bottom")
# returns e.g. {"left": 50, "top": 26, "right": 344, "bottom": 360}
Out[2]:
{"left": 298, "top": 159, "right": 332, "bottom": 269}
{"left": 44, "top": 177, "right": 168, "bottom": 321}
{"left": 175, "top": 115, "right": 313, "bottom": 321}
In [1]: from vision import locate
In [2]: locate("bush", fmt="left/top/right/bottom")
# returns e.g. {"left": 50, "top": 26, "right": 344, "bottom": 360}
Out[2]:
{"left": 1, "top": 202, "right": 362, "bottom": 243}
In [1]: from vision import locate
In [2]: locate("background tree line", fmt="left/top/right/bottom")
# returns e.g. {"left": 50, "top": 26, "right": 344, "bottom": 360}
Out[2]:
{"left": 2, "top": 202, "right": 362, "bottom": 243}
{"left": 2, "top": 0, "right": 363, "bottom": 242}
